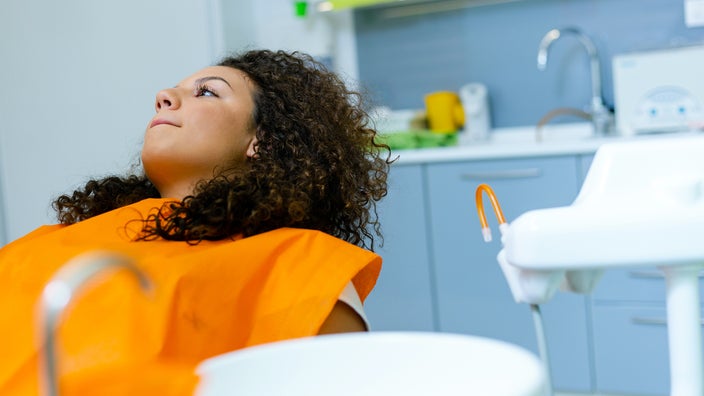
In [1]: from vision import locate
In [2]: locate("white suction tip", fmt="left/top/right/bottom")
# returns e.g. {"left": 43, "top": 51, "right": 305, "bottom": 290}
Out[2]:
{"left": 498, "top": 222, "right": 510, "bottom": 237}
{"left": 481, "top": 227, "right": 492, "bottom": 243}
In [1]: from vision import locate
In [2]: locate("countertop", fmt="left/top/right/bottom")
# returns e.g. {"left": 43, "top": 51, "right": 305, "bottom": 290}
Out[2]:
{"left": 390, "top": 122, "right": 692, "bottom": 165}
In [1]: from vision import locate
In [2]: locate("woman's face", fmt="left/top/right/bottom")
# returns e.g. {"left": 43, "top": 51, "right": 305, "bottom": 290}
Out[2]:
{"left": 142, "top": 66, "right": 258, "bottom": 199}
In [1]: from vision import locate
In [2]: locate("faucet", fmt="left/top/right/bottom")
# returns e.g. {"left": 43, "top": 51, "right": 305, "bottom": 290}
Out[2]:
{"left": 537, "top": 27, "right": 612, "bottom": 136}
{"left": 37, "top": 252, "right": 152, "bottom": 396}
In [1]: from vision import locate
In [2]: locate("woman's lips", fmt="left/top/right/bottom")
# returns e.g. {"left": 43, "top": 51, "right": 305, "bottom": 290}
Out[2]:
{"left": 150, "top": 118, "right": 178, "bottom": 128}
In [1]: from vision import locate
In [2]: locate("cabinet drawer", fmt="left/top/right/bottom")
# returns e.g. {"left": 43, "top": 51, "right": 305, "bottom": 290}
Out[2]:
{"left": 593, "top": 267, "right": 704, "bottom": 303}
{"left": 592, "top": 304, "right": 704, "bottom": 395}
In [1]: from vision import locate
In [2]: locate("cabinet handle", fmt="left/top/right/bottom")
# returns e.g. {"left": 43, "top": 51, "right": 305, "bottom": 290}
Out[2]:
{"left": 629, "top": 270, "right": 704, "bottom": 279}
{"left": 628, "top": 271, "right": 664, "bottom": 279}
{"left": 632, "top": 317, "right": 704, "bottom": 326}
{"left": 460, "top": 168, "right": 542, "bottom": 180}
{"left": 631, "top": 317, "right": 667, "bottom": 326}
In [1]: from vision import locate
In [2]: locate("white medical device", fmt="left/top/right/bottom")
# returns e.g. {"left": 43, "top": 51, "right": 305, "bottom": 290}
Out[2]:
{"left": 480, "top": 133, "right": 704, "bottom": 396}
{"left": 613, "top": 45, "right": 704, "bottom": 136}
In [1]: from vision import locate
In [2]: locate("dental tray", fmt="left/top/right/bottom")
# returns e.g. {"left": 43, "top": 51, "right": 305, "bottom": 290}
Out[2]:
{"left": 505, "top": 132, "right": 704, "bottom": 274}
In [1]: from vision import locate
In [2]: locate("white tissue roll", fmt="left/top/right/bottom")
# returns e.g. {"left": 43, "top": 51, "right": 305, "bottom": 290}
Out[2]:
{"left": 459, "top": 83, "right": 491, "bottom": 143}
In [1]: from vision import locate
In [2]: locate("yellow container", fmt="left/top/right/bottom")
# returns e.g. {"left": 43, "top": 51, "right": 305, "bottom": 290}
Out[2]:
{"left": 424, "top": 91, "right": 465, "bottom": 134}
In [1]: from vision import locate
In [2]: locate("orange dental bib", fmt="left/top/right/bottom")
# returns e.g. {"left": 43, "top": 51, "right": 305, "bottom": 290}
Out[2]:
{"left": 0, "top": 199, "right": 381, "bottom": 395}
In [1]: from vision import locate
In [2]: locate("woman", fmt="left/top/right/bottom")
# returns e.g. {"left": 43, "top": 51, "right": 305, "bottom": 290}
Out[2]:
{"left": 0, "top": 50, "right": 391, "bottom": 394}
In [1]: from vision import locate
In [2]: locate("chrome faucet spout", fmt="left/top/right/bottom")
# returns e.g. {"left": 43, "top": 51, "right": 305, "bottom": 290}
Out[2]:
{"left": 536, "top": 28, "right": 561, "bottom": 70}
{"left": 38, "top": 251, "right": 152, "bottom": 396}
{"left": 537, "top": 27, "right": 612, "bottom": 136}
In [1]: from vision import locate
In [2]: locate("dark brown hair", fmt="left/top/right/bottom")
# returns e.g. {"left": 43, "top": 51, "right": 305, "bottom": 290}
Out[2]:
{"left": 53, "top": 50, "right": 392, "bottom": 250}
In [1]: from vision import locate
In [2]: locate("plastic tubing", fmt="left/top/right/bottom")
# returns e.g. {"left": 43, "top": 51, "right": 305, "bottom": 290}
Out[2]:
{"left": 475, "top": 183, "right": 507, "bottom": 242}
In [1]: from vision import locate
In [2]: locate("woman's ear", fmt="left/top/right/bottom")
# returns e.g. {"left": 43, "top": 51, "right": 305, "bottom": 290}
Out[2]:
{"left": 246, "top": 136, "right": 259, "bottom": 158}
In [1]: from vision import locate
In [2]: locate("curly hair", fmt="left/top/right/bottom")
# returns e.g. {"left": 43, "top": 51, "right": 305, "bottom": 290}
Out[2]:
{"left": 53, "top": 50, "right": 392, "bottom": 250}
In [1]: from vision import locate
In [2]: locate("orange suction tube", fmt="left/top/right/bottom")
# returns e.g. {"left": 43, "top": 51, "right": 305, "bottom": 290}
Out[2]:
{"left": 475, "top": 183, "right": 506, "bottom": 242}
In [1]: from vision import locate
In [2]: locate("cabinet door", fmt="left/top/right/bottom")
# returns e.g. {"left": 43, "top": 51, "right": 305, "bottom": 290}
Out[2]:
{"left": 364, "top": 164, "right": 435, "bottom": 331}
{"left": 426, "top": 156, "right": 592, "bottom": 392}
{"left": 578, "top": 154, "right": 595, "bottom": 184}
{"left": 591, "top": 304, "right": 687, "bottom": 395}
{"left": 593, "top": 267, "right": 704, "bottom": 303}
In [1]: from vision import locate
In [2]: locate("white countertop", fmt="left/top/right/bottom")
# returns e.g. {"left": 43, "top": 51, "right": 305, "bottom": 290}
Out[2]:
{"left": 390, "top": 122, "right": 664, "bottom": 164}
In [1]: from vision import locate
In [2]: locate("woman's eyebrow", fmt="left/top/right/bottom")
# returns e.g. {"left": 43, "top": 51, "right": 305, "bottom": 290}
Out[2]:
{"left": 194, "top": 76, "right": 232, "bottom": 88}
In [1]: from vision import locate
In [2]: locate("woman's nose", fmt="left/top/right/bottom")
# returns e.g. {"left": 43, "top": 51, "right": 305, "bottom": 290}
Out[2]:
{"left": 155, "top": 88, "right": 180, "bottom": 112}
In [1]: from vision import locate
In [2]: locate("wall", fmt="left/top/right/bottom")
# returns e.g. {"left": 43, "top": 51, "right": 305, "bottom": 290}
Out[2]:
{"left": 219, "top": 0, "right": 360, "bottom": 86}
{"left": 355, "top": 0, "right": 704, "bottom": 128}
{"left": 0, "top": 0, "right": 222, "bottom": 244}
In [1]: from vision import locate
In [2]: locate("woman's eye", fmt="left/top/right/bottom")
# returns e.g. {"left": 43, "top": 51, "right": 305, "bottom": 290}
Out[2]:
{"left": 196, "top": 85, "right": 218, "bottom": 97}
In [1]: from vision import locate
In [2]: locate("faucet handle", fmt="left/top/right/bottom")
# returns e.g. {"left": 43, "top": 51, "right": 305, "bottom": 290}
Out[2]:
{"left": 535, "top": 107, "right": 592, "bottom": 142}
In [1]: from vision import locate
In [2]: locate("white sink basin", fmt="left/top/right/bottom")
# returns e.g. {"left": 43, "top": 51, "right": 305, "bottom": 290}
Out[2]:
{"left": 195, "top": 331, "right": 546, "bottom": 396}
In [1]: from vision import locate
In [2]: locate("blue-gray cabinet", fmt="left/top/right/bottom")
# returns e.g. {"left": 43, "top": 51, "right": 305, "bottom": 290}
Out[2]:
{"left": 426, "top": 155, "right": 592, "bottom": 392}
{"left": 365, "top": 164, "right": 435, "bottom": 331}
{"left": 591, "top": 303, "right": 671, "bottom": 395}
{"left": 366, "top": 154, "right": 594, "bottom": 392}
{"left": 591, "top": 262, "right": 704, "bottom": 395}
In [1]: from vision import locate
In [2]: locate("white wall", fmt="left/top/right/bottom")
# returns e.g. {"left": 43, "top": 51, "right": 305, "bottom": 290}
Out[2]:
{"left": 0, "top": 0, "right": 223, "bottom": 244}
{"left": 219, "top": 0, "right": 360, "bottom": 86}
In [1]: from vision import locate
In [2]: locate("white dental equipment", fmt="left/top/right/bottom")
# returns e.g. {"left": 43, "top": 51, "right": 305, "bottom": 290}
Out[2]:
{"left": 476, "top": 133, "right": 704, "bottom": 396}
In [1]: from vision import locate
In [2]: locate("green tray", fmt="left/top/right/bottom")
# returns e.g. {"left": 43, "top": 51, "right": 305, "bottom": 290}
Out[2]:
{"left": 378, "top": 130, "right": 458, "bottom": 150}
